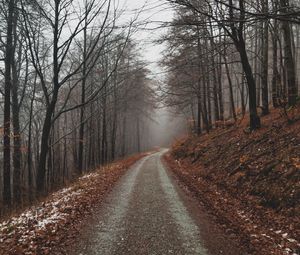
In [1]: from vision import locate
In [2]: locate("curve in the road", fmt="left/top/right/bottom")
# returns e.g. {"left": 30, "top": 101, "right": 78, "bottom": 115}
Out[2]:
{"left": 72, "top": 151, "right": 241, "bottom": 255}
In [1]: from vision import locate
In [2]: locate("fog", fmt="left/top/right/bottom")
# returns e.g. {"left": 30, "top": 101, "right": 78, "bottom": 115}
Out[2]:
{"left": 147, "top": 109, "right": 188, "bottom": 149}
{"left": 116, "top": 1, "right": 183, "bottom": 149}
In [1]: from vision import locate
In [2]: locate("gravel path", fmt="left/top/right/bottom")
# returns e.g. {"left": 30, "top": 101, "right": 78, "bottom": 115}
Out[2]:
{"left": 71, "top": 151, "right": 244, "bottom": 255}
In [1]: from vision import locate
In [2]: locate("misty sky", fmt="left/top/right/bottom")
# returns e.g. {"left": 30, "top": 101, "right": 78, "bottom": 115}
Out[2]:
{"left": 117, "top": 0, "right": 174, "bottom": 76}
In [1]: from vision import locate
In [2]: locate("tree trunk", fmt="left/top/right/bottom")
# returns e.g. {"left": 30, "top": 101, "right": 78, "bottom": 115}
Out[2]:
{"left": 280, "top": 0, "right": 297, "bottom": 106}
{"left": 209, "top": 20, "right": 220, "bottom": 121}
{"left": 27, "top": 76, "right": 36, "bottom": 201}
{"left": 196, "top": 96, "right": 202, "bottom": 135}
{"left": 3, "top": 0, "right": 14, "bottom": 207}
{"left": 253, "top": 24, "right": 260, "bottom": 106}
{"left": 12, "top": 41, "right": 22, "bottom": 206}
{"left": 272, "top": 16, "right": 280, "bottom": 107}
{"left": 241, "top": 76, "right": 246, "bottom": 115}
{"left": 136, "top": 116, "right": 141, "bottom": 153}
{"left": 237, "top": 39, "right": 261, "bottom": 129}
{"left": 78, "top": 18, "right": 88, "bottom": 174}
{"left": 217, "top": 40, "right": 224, "bottom": 121}
{"left": 101, "top": 86, "right": 108, "bottom": 165}
{"left": 261, "top": 0, "right": 269, "bottom": 115}
{"left": 36, "top": 100, "right": 57, "bottom": 194}
{"left": 224, "top": 54, "right": 237, "bottom": 121}
{"left": 111, "top": 105, "right": 117, "bottom": 161}
{"left": 121, "top": 101, "right": 127, "bottom": 157}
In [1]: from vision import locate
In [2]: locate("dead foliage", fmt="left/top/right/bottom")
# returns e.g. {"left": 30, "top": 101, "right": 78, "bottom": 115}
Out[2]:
{"left": 165, "top": 107, "right": 300, "bottom": 255}
{"left": 0, "top": 153, "right": 148, "bottom": 255}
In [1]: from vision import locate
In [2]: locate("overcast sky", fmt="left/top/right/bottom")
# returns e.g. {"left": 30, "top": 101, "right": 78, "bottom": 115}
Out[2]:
{"left": 117, "top": 0, "right": 174, "bottom": 77}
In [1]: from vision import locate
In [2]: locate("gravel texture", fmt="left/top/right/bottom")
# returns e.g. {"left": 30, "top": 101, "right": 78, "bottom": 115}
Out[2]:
{"left": 71, "top": 151, "right": 245, "bottom": 255}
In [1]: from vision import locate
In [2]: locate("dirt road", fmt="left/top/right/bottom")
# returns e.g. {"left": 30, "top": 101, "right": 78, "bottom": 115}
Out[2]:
{"left": 71, "top": 151, "right": 245, "bottom": 255}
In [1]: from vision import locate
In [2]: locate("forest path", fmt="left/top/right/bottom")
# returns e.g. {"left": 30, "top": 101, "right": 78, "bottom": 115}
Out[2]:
{"left": 71, "top": 151, "right": 244, "bottom": 255}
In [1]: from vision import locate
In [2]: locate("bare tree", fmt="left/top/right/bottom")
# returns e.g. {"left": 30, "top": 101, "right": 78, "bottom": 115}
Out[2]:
{"left": 3, "top": 0, "right": 15, "bottom": 208}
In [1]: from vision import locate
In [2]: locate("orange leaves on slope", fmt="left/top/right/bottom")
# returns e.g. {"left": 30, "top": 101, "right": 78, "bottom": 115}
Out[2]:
{"left": 239, "top": 155, "right": 249, "bottom": 164}
{"left": 291, "top": 158, "right": 300, "bottom": 169}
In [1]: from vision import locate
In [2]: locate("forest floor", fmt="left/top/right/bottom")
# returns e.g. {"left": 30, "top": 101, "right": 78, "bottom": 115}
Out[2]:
{"left": 0, "top": 153, "right": 150, "bottom": 255}
{"left": 164, "top": 106, "right": 300, "bottom": 255}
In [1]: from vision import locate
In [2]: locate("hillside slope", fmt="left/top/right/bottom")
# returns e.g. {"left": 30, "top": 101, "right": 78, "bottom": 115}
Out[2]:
{"left": 164, "top": 108, "right": 300, "bottom": 255}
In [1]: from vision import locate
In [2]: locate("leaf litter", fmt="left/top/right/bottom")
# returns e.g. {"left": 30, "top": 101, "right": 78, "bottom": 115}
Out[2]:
{"left": 164, "top": 107, "right": 300, "bottom": 255}
{"left": 0, "top": 153, "right": 149, "bottom": 255}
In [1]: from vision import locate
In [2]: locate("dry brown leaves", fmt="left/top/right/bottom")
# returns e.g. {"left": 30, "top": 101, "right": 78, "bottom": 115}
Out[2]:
{"left": 0, "top": 153, "right": 148, "bottom": 255}
{"left": 165, "top": 107, "right": 300, "bottom": 255}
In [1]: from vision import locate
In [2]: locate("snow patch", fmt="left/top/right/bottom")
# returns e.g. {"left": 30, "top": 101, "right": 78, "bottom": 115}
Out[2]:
{"left": 0, "top": 185, "right": 84, "bottom": 246}
{"left": 282, "top": 233, "right": 288, "bottom": 238}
